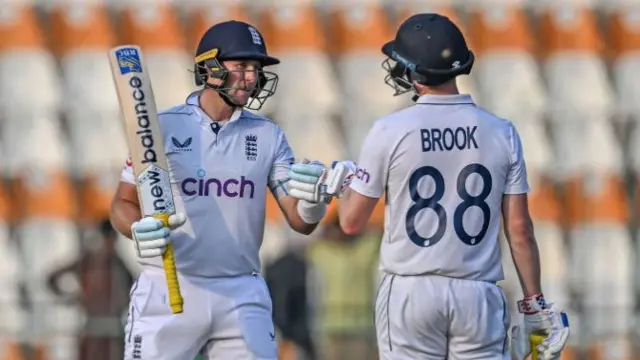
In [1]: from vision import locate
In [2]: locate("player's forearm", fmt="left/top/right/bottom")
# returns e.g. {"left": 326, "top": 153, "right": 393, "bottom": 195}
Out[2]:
{"left": 505, "top": 222, "right": 542, "bottom": 297}
{"left": 338, "top": 189, "right": 367, "bottom": 235}
{"left": 110, "top": 198, "right": 142, "bottom": 239}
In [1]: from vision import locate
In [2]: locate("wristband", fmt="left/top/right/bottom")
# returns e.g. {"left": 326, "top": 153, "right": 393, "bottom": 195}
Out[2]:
{"left": 297, "top": 199, "right": 326, "bottom": 224}
{"left": 517, "top": 293, "right": 548, "bottom": 315}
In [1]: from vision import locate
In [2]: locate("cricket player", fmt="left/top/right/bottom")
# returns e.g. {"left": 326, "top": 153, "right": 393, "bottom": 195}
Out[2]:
{"left": 287, "top": 14, "right": 570, "bottom": 360}
{"left": 110, "top": 21, "right": 328, "bottom": 360}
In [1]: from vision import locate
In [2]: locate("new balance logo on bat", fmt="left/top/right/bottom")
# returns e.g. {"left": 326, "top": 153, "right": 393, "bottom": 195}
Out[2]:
{"left": 171, "top": 137, "right": 193, "bottom": 152}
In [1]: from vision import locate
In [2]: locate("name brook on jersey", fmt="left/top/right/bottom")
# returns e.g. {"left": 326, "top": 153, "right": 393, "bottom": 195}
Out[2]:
{"left": 421, "top": 126, "right": 478, "bottom": 153}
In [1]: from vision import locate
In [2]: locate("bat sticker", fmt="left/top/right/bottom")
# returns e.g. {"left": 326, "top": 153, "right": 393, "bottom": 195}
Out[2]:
{"left": 116, "top": 47, "right": 143, "bottom": 75}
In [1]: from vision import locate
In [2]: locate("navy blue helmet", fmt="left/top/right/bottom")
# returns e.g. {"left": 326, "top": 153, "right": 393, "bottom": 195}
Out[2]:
{"left": 382, "top": 13, "right": 474, "bottom": 96}
{"left": 194, "top": 20, "right": 280, "bottom": 110}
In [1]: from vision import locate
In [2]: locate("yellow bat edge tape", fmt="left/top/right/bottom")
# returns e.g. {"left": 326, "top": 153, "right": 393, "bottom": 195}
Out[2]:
{"left": 530, "top": 333, "right": 546, "bottom": 360}
{"left": 154, "top": 213, "right": 184, "bottom": 314}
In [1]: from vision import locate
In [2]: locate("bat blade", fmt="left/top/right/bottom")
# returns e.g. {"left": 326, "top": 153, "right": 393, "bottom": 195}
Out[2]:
{"left": 108, "top": 44, "right": 183, "bottom": 314}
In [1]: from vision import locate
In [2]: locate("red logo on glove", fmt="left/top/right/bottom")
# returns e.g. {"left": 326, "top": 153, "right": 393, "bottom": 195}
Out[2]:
{"left": 517, "top": 293, "right": 547, "bottom": 314}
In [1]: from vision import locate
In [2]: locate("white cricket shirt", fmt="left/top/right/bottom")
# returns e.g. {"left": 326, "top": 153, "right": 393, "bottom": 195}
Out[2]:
{"left": 349, "top": 94, "right": 530, "bottom": 282}
{"left": 121, "top": 91, "right": 294, "bottom": 278}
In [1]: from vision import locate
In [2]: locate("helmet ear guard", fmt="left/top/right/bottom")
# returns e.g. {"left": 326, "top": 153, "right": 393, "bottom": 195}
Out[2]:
{"left": 414, "top": 50, "right": 475, "bottom": 81}
{"left": 194, "top": 58, "right": 226, "bottom": 86}
{"left": 382, "top": 49, "right": 474, "bottom": 97}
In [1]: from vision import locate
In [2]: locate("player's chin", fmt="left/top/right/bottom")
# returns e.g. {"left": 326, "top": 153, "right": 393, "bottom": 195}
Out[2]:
{"left": 229, "top": 91, "right": 252, "bottom": 105}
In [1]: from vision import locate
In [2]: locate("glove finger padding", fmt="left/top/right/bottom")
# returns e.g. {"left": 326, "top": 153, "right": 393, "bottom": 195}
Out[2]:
{"left": 510, "top": 324, "right": 531, "bottom": 360}
{"left": 289, "top": 189, "right": 319, "bottom": 203}
{"left": 131, "top": 214, "right": 186, "bottom": 258}
{"left": 534, "top": 310, "right": 570, "bottom": 360}
{"left": 168, "top": 213, "right": 187, "bottom": 229}
{"left": 288, "top": 180, "right": 317, "bottom": 193}
{"left": 290, "top": 164, "right": 325, "bottom": 183}
{"left": 137, "top": 238, "right": 170, "bottom": 251}
{"left": 138, "top": 248, "right": 164, "bottom": 258}
{"left": 287, "top": 162, "right": 328, "bottom": 204}
{"left": 134, "top": 227, "right": 170, "bottom": 241}
{"left": 132, "top": 217, "right": 164, "bottom": 232}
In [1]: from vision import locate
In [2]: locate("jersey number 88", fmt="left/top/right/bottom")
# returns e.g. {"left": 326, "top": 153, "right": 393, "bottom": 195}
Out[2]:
{"left": 406, "top": 163, "right": 492, "bottom": 247}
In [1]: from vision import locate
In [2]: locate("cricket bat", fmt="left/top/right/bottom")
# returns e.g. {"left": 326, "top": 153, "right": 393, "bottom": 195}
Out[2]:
{"left": 108, "top": 45, "right": 183, "bottom": 314}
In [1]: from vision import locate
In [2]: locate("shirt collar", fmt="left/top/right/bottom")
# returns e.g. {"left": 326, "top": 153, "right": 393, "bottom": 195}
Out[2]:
{"left": 185, "top": 90, "right": 243, "bottom": 124}
{"left": 415, "top": 93, "right": 475, "bottom": 106}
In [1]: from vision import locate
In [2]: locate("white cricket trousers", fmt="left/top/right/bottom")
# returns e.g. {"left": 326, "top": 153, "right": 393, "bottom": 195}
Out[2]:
{"left": 375, "top": 273, "right": 511, "bottom": 360}
{"left": 123, "top": 267, "right": 278, "bottom": 360}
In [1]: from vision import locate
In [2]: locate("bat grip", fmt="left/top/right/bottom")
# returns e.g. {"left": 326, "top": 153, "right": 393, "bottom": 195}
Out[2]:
{"left": 530, "top": 333, "right": 546, "bottom": 360}
{"left": 154, "top": 213, "right": 184, "bottom": 314}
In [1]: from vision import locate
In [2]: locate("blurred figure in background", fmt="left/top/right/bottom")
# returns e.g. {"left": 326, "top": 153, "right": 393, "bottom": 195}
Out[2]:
{"left": 307, "top": 217, "right": 380, "bottom": 360}
{"left": 265, "top": 235, "right": 316, "bottom": 360}
{"left": 47, "top": 219, "right": 133, "bottom": 360}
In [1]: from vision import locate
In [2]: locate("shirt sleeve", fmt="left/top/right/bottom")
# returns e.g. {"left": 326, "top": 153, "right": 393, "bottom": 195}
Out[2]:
{"left": 120, "top": 155, "right": 136, "bottom": 185}
{"left": 268, "top": 127, "right": 295, "bottom": 200}
{"left": 504, "top": 124, "right": 530, "bottom": 195}
{"left": 349, "top": 121, "right": 389, "bottom": 199}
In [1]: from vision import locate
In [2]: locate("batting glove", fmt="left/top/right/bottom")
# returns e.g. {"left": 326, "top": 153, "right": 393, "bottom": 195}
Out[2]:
{"left": 131, "top": 213, "right": 187, "bottom": 258}
{"left": 324, "top": 160, "right": 357, "bottom": 198}
{"left": 288, "top": 159, "right": 330, "bottom": 204}
{"left": 510, "top": 294, "right": 570, "bottom": 360}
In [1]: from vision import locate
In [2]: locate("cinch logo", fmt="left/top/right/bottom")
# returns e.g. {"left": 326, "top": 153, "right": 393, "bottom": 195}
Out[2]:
{"left": 355, "top": 167, "right": 370, "bottom": 183}
{"left": 181, "top": 176, "right": 255, "bottom": 198}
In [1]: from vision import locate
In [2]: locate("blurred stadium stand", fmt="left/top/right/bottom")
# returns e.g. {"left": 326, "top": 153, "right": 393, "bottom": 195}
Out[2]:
{"left": 0, "top": 0, "right": 638, "bottom": 359}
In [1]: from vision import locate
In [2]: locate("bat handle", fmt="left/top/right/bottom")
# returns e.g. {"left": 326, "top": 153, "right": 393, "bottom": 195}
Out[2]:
{"left": 530, "top": 333, "right": 546, "bottom": 360}
{"left": 154, "top": 213, "right": 184, "bottom": 314}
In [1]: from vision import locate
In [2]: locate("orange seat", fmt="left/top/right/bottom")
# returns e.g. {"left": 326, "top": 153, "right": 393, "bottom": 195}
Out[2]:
{"left": 0, "top": 340, "right": 46, "bottom": 360}
{"left": 528, "top": 176, "right": 561, "bottom": 225}
{"left": 328, "top": 2, "right": 394, "bottom": 55}
{"left": 0, "top": 3, "right": 45, "bottom": 51}
{"left": 49, "top": 3, "right": 115, "bottom": 58}
{"left": 558, "top": 347, "right": 578, "bottom": 360}
{"left": 265, "top": 190, "right": 284, "bottom": 224}
{"left": 467, "top": 4, "right": 535, "bottom": 56}
{"left": 187, "top": 3, "right": 250, "bottom": 53}
{"left": 586, "top": 338, "right": 635, "bottom": 360}
{"left": 1, "top": 342, "right": 24, "bottom": 360}
{"left": 79, "top": 175, "right": 117, "bottom": 224}
{"left": 118, "top": 3, "right": 186, "bottom": 51}
{"left": 0, "top": 181, "right": 10, "bottom": 225}
{"left": 11, "top": 171, "right": 77, "bottom": 221}
{"left": 608, "top": 7, "right": 640, "bottom": 59}
{"left": 257, "top": 2, "right": 327, "bottom": 55}
{"left": 539, "top": 5, "right": 604, "bottom": 57}
{"left": 395, "top": 4, "right": 460, "bottom": 25}
{"left": 563, "top": 175, "right": 629, "bottom": 228}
